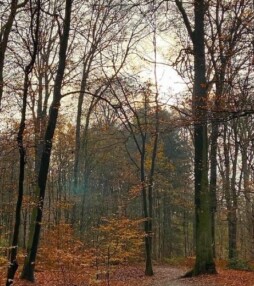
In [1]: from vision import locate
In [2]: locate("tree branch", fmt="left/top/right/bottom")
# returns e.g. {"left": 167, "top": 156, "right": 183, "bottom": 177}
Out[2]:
{"left": 175, "top": 0, "right": 194, "bottom": 43}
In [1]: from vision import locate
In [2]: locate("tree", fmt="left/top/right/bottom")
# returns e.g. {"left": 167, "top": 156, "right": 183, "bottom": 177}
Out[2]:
{"left": 222, "top": 120, "right": 239, "bottom": 262}
{"left": 20, "top": 0, "right": 72, "bottom": 281}
{"left": 102, "top": 78, "right": 161, "bottom": 275}
{"left": 206, "top": 0, "right": 254, "bottom": 263}
{"left": 32, "top": 0, "right": 60, "bottom": 175}
{"left": 73, "top": 0, "right": 145, "bottom": 191}
{"left": 74, "top": 0, "right": 126, "bottom": 189}
{"left": 175, "top": 0, "right": 216, "bottom": 275}
{"left": 6, "top": 1, "right": 41, "bottom": 284}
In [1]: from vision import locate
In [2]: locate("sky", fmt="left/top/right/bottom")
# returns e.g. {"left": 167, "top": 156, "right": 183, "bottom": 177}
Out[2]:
{"left": 134, "top": 31, "right": 186, "bottom": 99}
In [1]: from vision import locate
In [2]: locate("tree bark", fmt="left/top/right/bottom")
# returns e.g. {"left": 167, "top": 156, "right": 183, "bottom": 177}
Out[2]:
{"left": 175, "top": 0, "right": 216, "bottom": 275}
{"left": 191, "top": 0, "right": 216, "bottom": 275}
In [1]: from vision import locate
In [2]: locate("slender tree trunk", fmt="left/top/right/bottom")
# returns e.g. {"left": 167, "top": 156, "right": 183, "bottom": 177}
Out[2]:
{"left": 34, "top": 72, "right": 44, "bottom": 174}
{"left": 230, "top": 124, "right": 238, "bottom": 262}
{"left": 143, "top": 18, "right": 160, "bottom": 275}
{"left": 77, "top": 97, "right": 98, "bottom": 234}
{"left": 140, "top": 137, "right": 153, "bottom": 276}
{"left": 209, "top": 84, "right": 222, "bottom": 258}
{"left": 209, "top": 121, "right": 218, "bottom": 258}
{"left": 6, "top": 74, "right": 28, "bottom": 286}
{"left": 73, "top": 68, "right": 86, "bottom": 189}
{"left": 73, "top": 57, "right": 94, "bottom": 189}
{"left": 6, "top": 1, "right": 40, "bottom": 284}
{"left": 223, "top": 124, "right": 233, "bottom": 259}
{"left": 223, "top": 122, "right": 238, "bottom": 263}
{"left": 209, "top": 78, "right": 225, "bottom": 259}
{"left": 20, "top": 0, "right": 72, "bottom": 281}
{"left": 242, "top": 146, "right": 251, "bottom": 257}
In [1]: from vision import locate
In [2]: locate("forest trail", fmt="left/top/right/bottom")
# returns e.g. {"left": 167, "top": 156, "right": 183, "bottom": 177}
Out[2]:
{"left": 149, "top": 265, "right": 254, "bottom": 286}
{"left": 149, "top": 266, "right": 216, "bottom": 286}
{"left": 150, "top": 266, "right": 189, "bottom": 286}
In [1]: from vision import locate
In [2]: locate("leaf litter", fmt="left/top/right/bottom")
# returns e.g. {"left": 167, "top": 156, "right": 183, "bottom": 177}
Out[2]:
{"left": 1, "top": 265, "right": 254, "bottom": 286}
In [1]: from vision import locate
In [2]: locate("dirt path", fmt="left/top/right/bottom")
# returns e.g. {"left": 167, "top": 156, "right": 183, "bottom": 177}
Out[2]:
{"left": 149, "top": 266, "right": 218, "bottom": 286}
{"left": 148, "top": 265, "right": 254, "bottom": 286}
{"left": 149, "top": 266, "right": 187, "bottom": 286}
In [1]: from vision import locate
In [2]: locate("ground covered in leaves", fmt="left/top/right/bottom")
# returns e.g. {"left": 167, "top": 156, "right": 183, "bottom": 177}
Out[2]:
{"left": 2, "top": 262, "right": 254, "bottom": 286}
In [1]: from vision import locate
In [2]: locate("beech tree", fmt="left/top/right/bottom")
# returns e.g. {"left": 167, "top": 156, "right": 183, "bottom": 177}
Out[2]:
{"left": 175, "top": 0, "right": 216, "bottom": 275}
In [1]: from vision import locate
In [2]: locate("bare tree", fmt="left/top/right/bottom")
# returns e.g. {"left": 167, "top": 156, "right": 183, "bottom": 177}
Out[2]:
{"left": 73, "top": 0, "right": 146, "bottom": 190}
{"left": 6, "top": 1, "right": 41, "bottom": 284}
{"left": 20, "top": 0, "right": 73, "bottom": 281}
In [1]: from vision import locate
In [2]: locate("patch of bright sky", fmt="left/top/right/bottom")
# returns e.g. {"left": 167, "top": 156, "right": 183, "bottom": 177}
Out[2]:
{"left": 141, "top": 55, "right": 185, "bottom": 93}
{"left": 129, "top": 33, "right": 186, "bottom": 104}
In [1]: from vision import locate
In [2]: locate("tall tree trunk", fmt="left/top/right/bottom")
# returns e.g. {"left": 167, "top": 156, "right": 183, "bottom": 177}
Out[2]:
{"left": 20, "top": 0, "right": 72, "bottom": 281}
{"left": 73, "top": 66, "right": 86, "bottom": 189}
{"left": 209, "top": 83, "right": 223, "bottom": 259}
{"left": 6, "top": 1, "right": 40, "bottom": 284}
{"left": 140, "top": 135, "right": 153, "bottom": 276}
{"left": 175, "top": 0, "right": 216, "bottom": 275}
{"left": 6, "top": 74, "right": 28, "bottom": 286}
{"left": 240, "top": 121, "right": 254, "bottom": 259}
{"left": 192, "top": 0, "right": 216, "bottom": 275}
{"left": 209, "top": 121, "right": 218, "bottom": 258}
{"left": 73, "top": 58, "right": 95, "bottom": 189}
{"left": 223, "top": 122, "right": 238, "bottom": 262}
{"left": 230, "top": 123, "right": 238, "bottom": 262}
{"left": 34, "top": 20, "right": 55, "bottom": 175}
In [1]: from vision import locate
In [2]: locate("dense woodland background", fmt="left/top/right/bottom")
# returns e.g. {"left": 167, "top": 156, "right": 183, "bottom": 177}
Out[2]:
{"left": 1, "top": 0, "right": 254, "bottom": 285}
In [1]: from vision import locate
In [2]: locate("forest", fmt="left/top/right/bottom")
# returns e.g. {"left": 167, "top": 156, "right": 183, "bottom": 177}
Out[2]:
{"left": 1, "top": 0, "right": 254, "bottom": 285}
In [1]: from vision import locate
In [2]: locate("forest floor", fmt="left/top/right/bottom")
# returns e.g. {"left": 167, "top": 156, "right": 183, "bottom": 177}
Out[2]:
{"left": 2, "top": 262, "right": 254, "bottom": 286}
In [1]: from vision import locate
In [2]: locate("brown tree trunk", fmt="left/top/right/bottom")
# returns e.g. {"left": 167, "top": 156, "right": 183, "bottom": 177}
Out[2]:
{"left": 175, "top": 0, "right": 216, "bottom": 275}
{"left": 192, "top": 0, "right": 216, "bottom": 275}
